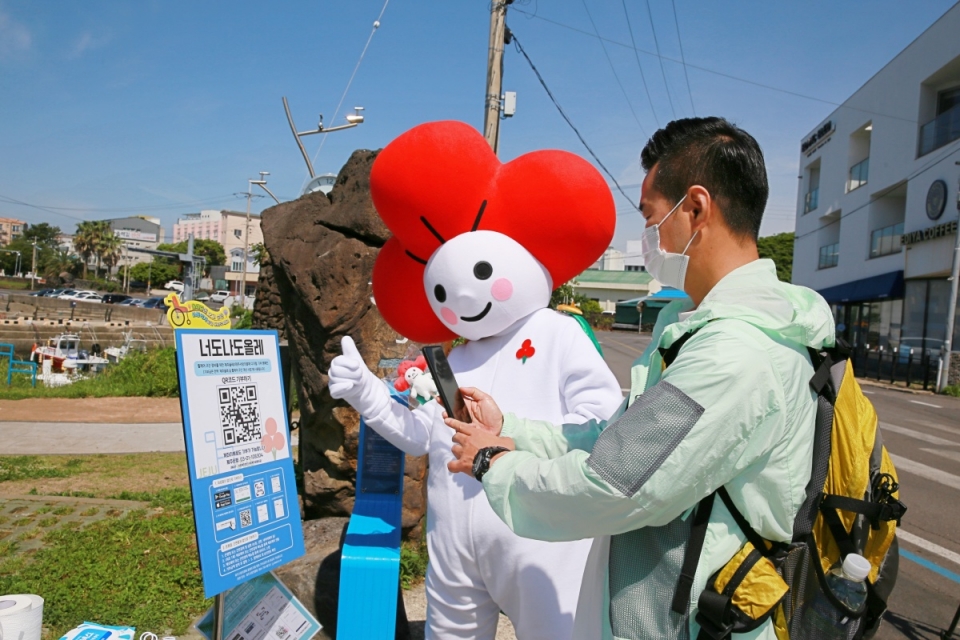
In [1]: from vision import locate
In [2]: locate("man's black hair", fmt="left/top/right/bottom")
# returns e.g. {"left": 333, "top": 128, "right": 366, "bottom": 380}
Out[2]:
{"left": 640, "top": 117, "right": 768, "bottom": 240}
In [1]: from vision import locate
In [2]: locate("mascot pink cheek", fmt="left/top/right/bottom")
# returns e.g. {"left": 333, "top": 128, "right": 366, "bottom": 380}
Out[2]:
{"left": 441, "top": 307, "right": 459, "bottom": 325}
{"left": 491, "top": 278, "right": 513, "bottom": 301}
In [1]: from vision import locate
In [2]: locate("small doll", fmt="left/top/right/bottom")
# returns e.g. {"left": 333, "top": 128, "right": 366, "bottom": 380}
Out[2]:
{"left": 393, "top": 355, "right": 438, "bottom": 404}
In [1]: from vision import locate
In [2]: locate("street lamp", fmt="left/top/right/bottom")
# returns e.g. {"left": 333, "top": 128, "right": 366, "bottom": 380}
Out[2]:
{"left": 0, "top": 250, "right": 21, "bottom": 279}
{"left": 282, "top": 97, "right": 365, "bottom": 179}
{"left": 251, "top": 171, "right": 279, "bottom": 205}
{"left": 239, "top": 173, "right": 271, "bottom": 307}
{"left": 30, "top": 240, "right": 37, "bottom": 290}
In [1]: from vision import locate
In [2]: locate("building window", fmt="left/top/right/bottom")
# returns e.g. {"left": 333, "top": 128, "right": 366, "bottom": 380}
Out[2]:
{"left": 848, "top": 157, "right": 869, "bottom": 191}
{"left": 818, "top": 243, "right": 839, "bottom": 269}
{"left": 231, "top": 259, "right": 243, "bottom": 271}
{"left": 869, "top": 222, "right": 904, "bottom": 258}
{"left": 918, "top": 86, "right": 960, "bottom": 157}
{"left": 234, "top": 229, "right": 242, "bottom": 239}
{"left": 804, "top": 187, "right": 819, "bottom": 214}
{"left": 625, "top": 265, "right": 645, "bottom": 272}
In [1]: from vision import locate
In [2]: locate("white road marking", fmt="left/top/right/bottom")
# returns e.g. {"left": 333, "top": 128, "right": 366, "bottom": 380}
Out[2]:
{"left": 908, "top": 420, "right": 960, "bottom": 438}
{"left": 880, "top": 422, "right": 960, "bottom": 447}
{"left": 921, "top": 448, "right": 960, "bottom": 464}
{"left": 910, "top": 400, "right": 942, "bottom": 409}
{"left": 890, "top": 454, "right": 960, "bottom": 491}
{"left": 898, "top": 529, "right": 960, "bottom": 568}
{"left": 861, "top": 389, "right": 875, "bottom": 395}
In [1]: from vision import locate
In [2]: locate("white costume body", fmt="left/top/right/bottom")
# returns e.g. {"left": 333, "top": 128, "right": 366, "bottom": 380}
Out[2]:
{"left": 361, "top": 308, "right": 623, "bottom": 640}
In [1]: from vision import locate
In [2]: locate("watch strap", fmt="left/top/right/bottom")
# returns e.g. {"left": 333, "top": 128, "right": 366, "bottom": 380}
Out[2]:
{"left": 472, "top": 446, "right": 510, "bottom": 482}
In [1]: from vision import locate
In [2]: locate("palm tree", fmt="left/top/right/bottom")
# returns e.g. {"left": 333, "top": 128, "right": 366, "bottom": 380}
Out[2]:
{"left": 42, "top": 249, "right": 79, "bottom": 281}
{"left": 73, "top": 221, "right": 97, "bottom": 279}
{"left": 94, "top": 221, "right": 123, "bottom": 280}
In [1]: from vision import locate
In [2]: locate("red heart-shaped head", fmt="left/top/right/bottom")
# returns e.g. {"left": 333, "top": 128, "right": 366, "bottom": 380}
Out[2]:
{"left": 371, "top": 121, "right": 615, "bottom": 343}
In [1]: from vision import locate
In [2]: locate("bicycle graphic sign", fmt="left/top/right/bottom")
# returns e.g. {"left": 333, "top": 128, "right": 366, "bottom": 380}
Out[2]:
{"left": 164, "top": 293, "right": 231, "bottom": 329}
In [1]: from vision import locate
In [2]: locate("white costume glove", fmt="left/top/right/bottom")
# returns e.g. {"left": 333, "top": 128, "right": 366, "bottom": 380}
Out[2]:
{"left": 328, "top": 336, "right": 390, "bottom": 419}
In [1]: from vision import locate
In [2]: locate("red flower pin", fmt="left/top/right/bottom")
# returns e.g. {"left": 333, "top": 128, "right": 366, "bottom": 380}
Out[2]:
{"left": 516, "top": 339, "right": 535, "bottom": 364}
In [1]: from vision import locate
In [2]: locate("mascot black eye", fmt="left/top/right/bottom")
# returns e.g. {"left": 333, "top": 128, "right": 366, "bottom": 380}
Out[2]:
{"left": 473, "top": 261, "right": 493, "bottom": 280}
{"left": 434, "top": 284, "right": 447, "bottom": 303}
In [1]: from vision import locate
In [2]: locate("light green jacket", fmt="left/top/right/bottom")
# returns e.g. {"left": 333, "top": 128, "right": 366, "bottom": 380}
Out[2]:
{"left": 483, "top": 259, "right": 835, "bottom": 640}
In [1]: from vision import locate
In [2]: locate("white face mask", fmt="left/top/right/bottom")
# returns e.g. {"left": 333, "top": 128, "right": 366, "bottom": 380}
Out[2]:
{"left": 641, "top": 195, "right": 699, "bottom": 291}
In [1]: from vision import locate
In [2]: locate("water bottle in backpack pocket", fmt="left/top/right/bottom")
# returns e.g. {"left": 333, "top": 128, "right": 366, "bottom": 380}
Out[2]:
{"left": 802, "top": 554, "right": 871, "bottom": 638}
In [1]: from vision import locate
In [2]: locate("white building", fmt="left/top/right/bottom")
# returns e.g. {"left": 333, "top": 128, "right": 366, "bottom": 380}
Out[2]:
{"left": 173, "top": 210, "right": 263, "bottom": 295}
{"left": 793, "top": 3, "right": 960, "bottom": 364}
{"left": 624, "top": 239, "right": 646, "bottom": 272}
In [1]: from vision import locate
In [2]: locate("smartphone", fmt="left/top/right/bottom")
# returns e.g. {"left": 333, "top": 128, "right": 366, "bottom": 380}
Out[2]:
{"left": 422, "top": 345, "right": 471, "bottom": 423}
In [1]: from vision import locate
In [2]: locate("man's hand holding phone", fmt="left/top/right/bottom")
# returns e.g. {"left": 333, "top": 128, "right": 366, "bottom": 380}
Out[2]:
{"left": 444, "top": 387, "right": 514, "bottom": 476}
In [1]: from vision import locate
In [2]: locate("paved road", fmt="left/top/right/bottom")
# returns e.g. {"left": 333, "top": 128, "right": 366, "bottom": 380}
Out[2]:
{"left": 598, "top": 329, "right": 960, "bottom": 639}
{"left": 1, "top": 422, "right": 186, "bottom": 453}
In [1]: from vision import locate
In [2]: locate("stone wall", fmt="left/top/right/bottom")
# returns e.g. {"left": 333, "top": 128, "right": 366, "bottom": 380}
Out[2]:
{"left": 260, "top": 150, "right": 427, "bottom": 539}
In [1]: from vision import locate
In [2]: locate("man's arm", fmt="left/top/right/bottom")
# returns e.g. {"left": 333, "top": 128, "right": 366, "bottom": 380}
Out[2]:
{"left": 478, "top": 329, "right": 787, "bottom": 541}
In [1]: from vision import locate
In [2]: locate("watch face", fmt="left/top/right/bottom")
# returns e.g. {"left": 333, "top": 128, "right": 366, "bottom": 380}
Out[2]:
{"left": 926, "top": 180, "right": 947, "bottom": 221}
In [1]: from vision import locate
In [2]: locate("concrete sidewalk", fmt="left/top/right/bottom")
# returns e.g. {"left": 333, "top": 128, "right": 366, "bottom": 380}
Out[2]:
{"left": 1, "top": 421, "right": 186, "bottom": 454}
{"left": 1, "top": 421, "right": 300, "bottom": 454}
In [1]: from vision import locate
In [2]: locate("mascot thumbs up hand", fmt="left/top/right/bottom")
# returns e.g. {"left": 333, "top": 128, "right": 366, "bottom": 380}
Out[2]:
{"left": 328, "top": 336, "right": 390, "bottom": 418}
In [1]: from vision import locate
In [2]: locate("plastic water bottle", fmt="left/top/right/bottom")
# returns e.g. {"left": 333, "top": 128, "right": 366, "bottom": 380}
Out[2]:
{"left": 802, "top": 553, "right": 871, "bottom": 637}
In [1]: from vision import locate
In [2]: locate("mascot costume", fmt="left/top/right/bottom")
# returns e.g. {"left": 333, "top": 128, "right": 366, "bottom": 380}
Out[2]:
{"left": 328, "top": 121, "right": 623, "bottom": 640}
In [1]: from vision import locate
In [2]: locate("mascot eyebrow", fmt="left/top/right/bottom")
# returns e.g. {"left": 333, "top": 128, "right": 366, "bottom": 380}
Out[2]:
{"left": 405, "top": 199, "right": 488, "bottom": 265}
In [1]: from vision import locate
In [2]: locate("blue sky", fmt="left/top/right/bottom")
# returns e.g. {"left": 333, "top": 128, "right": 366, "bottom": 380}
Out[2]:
{"left": 2, "top": 0, "right": 957, "bottom": 252}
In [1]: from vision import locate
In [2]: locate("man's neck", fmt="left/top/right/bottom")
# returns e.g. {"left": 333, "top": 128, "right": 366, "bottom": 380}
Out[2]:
{"left": 685, "top": 241, "right": 760, "bottom": 307}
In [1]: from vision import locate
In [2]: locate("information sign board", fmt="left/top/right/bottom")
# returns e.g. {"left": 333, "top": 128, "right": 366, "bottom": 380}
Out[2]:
{"left": 176, "top": 329, "right": 305, "bottom": 598}
{"left": 196, "top": 571, "right": 321, "bottom": 640}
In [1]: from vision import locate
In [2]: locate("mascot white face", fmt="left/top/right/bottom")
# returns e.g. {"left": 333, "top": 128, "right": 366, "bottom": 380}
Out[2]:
{"left": 423, "top": 230, "right": 552, "bottom": 341}
{"left": 404, "top": 367, "right": 423, "bottom": 384}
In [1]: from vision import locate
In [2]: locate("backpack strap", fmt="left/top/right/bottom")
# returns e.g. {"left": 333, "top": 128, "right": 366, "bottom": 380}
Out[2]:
{"left": 659, "top": 328, "right": 699, "bottom": 367}
{"left": 672, "top": 491, "right": 716, "bottom": 615}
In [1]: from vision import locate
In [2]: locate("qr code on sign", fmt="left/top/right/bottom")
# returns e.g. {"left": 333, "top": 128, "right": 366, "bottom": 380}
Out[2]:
{"left": 239, "top": 508, "right": 252, "bottom": 528}
{"left": 218, "top": 384, "right": 261, "bottom": 445}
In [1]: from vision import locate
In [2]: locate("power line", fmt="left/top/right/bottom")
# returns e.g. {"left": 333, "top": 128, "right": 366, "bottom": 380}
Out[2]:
{"left": 671, "top": 0, "right": 696, "bottom": 116}
{"left": 310, "top": 0, "right": 390, "bottom": 169}
{"left": 0, "top": 194, "right": 237, "bottom": 214}
{"left": 793, "top": 143, "right": 960, "bottom": 242}
{"left": 511, "top": 33, "right": 640, "bottom": 210}
{"left": 579, "top": 0, "right": 647, "bottom": 138}
{"left": 643, "top": 0, "right": 676, "bottom": 118}
{"left": 621, "top": 0, "right": 660, "bottom": 128}
{"left": 511, "top": 6, "right": 920, "bottom": 125}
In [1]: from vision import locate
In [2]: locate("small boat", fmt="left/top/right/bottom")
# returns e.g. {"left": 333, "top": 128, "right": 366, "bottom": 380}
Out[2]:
{"left": 30, "top": 333, "right": 109, "bottom": 374}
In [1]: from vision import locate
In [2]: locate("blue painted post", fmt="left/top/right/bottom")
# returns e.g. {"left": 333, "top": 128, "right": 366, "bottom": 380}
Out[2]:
{"left": 337, "top": 397, "right": 406, "bottom": 639}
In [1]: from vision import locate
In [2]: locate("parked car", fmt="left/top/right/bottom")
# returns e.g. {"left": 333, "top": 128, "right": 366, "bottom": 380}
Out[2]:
{"left": 101, "top": 294, "right": 131, "bottom": 304}
{"left": 56, "top": 289, "right": 79, "bottom": 299}
{"left": 164, "top": 280, "right": 184, "bottom": 293}
{"left": 44, "top": 288, "right": 66, "bottom": 297}
{"left": 897, "top": 337, "right": 945, "bottom": 363}
{"left": 141, "top": 296, "right": 169, "bottom": 311}
{"left": 118, "top": 297, "right": 143, "bottom": 306}
{"left": 29, "top": 288, "right": 55, "bottom": 297}
{"left": 194, "top": 292, "right": 211, "bottom": 302}
{"left": 209, "top": 290, "right": 231, "bottom": 303}
{"left": 75, "top": 292, "right": 103, "bottom": 302}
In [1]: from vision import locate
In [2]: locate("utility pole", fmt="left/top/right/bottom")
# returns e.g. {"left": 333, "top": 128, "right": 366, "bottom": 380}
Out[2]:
{"left": 483, "top": 0, "right": 511, "bottom": 153}
{"left": 30, "top": 241, "right": 37, "bottom": 290}
{"left": 241, "top": 182, "right": 253, "bottom": 302}
{"left": 940, "top": 163, "right": 960, "bottom": 391}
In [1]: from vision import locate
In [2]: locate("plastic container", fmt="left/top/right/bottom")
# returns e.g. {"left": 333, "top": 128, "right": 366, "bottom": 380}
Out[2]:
{"left": 802, "top": 553, "right": 871, "bottom": 638}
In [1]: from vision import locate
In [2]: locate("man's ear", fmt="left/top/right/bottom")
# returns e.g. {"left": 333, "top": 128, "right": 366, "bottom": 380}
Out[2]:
{"left": 686, "top": 185, "right": 713, "bottom": 232}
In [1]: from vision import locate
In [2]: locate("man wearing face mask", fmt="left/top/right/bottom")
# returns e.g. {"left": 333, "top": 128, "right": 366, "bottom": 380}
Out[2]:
{"left": 444, "top": 117, "right": 835, "bottom": 640}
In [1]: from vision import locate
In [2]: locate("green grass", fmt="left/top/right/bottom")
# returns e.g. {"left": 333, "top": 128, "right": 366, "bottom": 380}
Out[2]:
{"left": 0, "top": 456, "right": 84, "bottom": 482}
{"left": 0, "top": 488, "right": 209, "bottom": 638}
{"left": 944, "top": 385, "right": 960, "bottom": 398}
{"left": 399, "top": 539, "right": 429, "bottom": 590}
{"left": 0, "top": 348, "right": 179, "bottom": 399}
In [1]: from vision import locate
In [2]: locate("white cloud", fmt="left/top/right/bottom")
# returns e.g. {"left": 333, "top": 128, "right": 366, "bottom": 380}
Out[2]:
{"left": 0, "top": 9, "right": 31, "bottom": 59}
{"left": 68, "top": 31, "right": 110, "bottom": 59}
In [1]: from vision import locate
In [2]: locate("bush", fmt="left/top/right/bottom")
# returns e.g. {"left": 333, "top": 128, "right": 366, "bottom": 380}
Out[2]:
{"left": 944, "top": 385, "right": 960, "bottom": 398}
{"left": 0, "top": 348, "right": 180, "bottom": 399}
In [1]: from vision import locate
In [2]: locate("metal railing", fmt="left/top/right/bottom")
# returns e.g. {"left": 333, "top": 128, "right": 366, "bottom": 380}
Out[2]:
{"left": 918, "top": 103, "right": 960, "bottom": 157}
{"left": 804, "top": 187, "right": 819, "bottom": 214}
{"left": 851, "top": 345, "right": 942, "bottom": 391}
